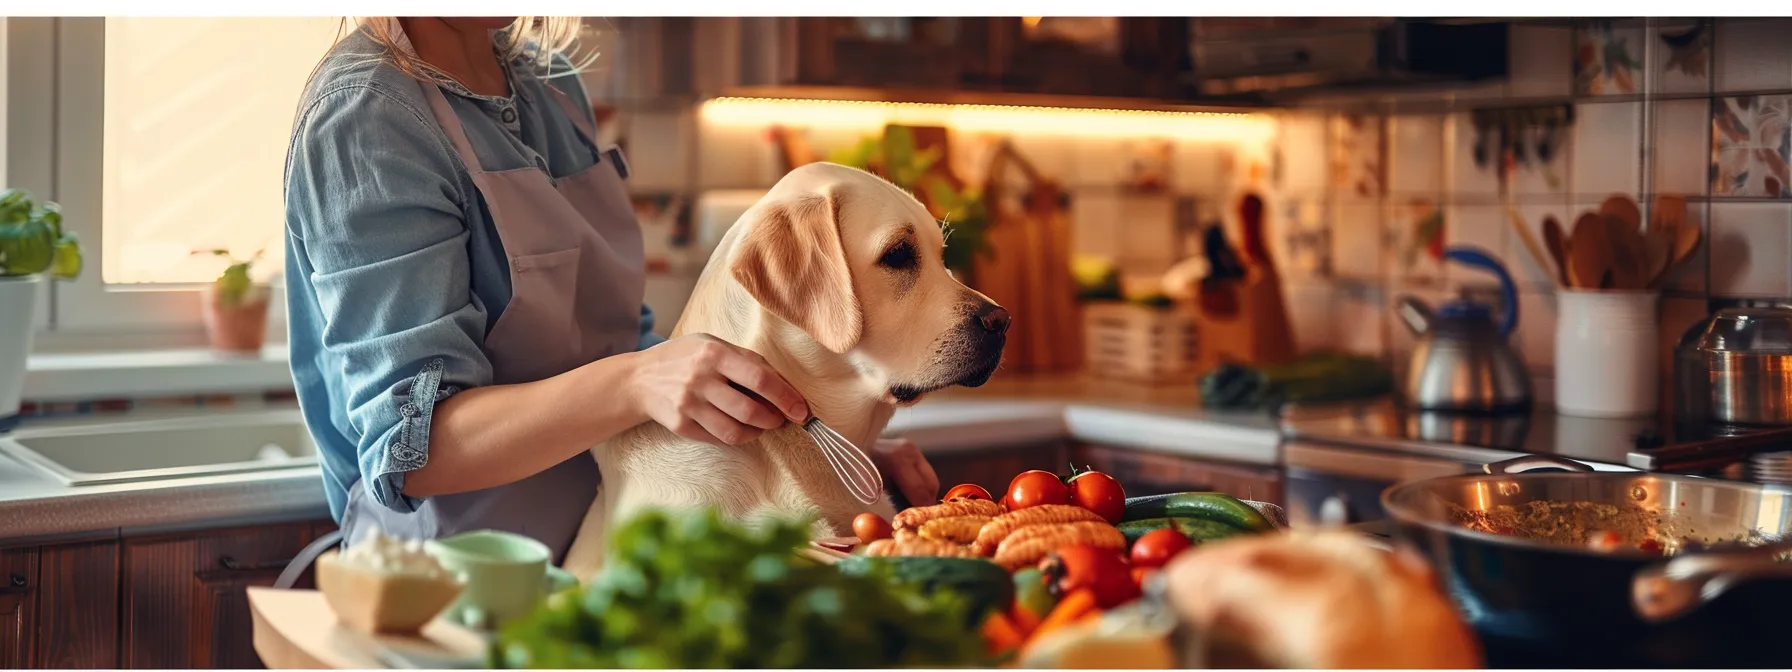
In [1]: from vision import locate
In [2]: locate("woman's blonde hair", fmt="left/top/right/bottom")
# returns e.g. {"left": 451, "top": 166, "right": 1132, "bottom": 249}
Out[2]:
{"left": 344, "top": 17, "right": 594, "bottom": 81}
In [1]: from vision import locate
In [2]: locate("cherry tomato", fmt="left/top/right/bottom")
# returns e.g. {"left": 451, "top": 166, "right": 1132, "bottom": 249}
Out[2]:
{"left": 853, "top": 513, "right": 893, "bottom": 542}
{"left": 1131, "top": 566, "right": 1155, "bottom": 590}
{"left": 1005, "top": 470, "right": 1071, "bottom": 511}
{"left": 1041, "top": 544, "right": 1139, "bottom": 608}
{"left": 944, "top": 483, "right": 993, "bottom": 502}
{"left": 1130, "top": 528, "right": 1194, "bottom": 569}
{"left": 1067, "top": 469, "right": 1126, "bottom": 523}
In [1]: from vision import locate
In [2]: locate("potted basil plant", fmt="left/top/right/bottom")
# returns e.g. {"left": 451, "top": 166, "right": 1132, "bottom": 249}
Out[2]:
{"left": 0, "top": 189, "right": 82, "bottom": 428}
{"left": 196, "top": 249, "right": 271, "bottom": 354}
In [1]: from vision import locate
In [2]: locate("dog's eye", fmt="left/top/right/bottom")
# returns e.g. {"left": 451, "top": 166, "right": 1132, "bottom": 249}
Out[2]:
{"left": 878, "top": 242, "right": 919, "bottom": 270}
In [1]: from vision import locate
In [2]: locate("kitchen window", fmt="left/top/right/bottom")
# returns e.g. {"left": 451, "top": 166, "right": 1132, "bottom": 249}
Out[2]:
{"left": 18, "top": 17, "right": 340, "bottom": 346}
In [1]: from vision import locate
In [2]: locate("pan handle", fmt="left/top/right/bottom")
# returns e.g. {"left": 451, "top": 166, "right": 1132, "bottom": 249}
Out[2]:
{"left": 1482, "top": 454, "right": 1595, "bottom": 474}
{"left": 1633, "top": 550, "right": 1792, "bottom": 623}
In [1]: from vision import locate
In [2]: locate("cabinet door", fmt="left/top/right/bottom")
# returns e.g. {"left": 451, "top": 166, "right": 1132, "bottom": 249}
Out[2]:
{"left": 0, "top": 549, "right": 37, "bottom": 669}
{"left": 122, "top": 522, "right": 317, "bottom": 669}
{"left": 35, "top": 541, "right": 120, "bottom": 669}
{"left": 926, "top": 441, "right": 1068, "bottom": 500}
{"left": 1072, "top": 443, "right": 1285, "bottom": 506}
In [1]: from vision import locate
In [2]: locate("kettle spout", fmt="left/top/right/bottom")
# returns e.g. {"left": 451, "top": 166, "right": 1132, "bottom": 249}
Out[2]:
{"left": 1397, "top": 296, "right": 1434, "bottom": 335}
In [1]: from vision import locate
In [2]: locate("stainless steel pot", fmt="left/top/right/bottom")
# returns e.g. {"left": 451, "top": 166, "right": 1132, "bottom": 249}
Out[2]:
{"left": 1676, "top": 305, "right": 1792, "bottom": 426}
{"left": 1383, "top": 454, "right": 1792, "bottom": 668}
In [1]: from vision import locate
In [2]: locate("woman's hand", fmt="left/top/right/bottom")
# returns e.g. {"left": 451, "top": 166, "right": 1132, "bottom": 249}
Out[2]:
{"left": 627, "top": 334, "right": 809, "bottom": 446}
{"left": 873, "top": 437, "right": 940, "bottom": 506}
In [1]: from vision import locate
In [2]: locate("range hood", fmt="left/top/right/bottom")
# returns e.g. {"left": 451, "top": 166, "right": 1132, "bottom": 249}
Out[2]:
{"left": 1190, "top": 19, "right": 1510, "bottom": 100}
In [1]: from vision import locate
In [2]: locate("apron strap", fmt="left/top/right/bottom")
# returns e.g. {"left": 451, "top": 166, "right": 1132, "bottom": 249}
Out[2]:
{"left": 544, "top": 83, "right": 629, "bottom": 179}
{"left": 273, "top": 528, "right": 346, "bottom": 590}
{"left": 417, "top": 81, "right": 488, "bottom": 173}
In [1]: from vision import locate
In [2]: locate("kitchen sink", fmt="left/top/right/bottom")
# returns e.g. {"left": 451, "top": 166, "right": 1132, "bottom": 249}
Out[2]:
{"left": 0, "top": 410, "right": 319, "bottom": 486}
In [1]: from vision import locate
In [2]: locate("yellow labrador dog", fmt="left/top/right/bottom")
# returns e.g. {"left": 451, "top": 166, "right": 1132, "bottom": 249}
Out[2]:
{"left": 563, "top": 162, "right": 1010, "bottom": 578}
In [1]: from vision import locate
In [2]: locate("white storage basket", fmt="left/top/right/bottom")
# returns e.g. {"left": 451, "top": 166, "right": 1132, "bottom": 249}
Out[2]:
{"left": 1082, "top": 302, "right": 1199, "bottom": 384}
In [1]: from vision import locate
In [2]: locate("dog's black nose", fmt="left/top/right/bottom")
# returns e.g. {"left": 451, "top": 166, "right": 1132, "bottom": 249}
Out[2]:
{"left": 976, "top": 304, "right": 1011, "bottom": 335}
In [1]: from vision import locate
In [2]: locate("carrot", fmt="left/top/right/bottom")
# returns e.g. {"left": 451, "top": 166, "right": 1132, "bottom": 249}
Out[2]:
{"left": 981, "top": 610, "right": 1026, "bottom": 654}
{"left": 1029, "top": 588, "right": 1098, "bottom": 642}
{"left": 1009, "top": 600, "right": 1042, "bottom": 636}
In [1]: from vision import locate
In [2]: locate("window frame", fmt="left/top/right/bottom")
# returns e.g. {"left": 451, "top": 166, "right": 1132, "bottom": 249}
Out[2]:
{"left": 18, "top": 18, "right": 291, "bottom": 353}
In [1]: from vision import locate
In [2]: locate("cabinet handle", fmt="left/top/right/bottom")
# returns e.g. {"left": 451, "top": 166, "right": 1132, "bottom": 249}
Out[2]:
{"left": 216, "top": 555, "right": 298, "bottom": 573}
{"left": 0, "top": 572, "right": 25, "bottom": 595}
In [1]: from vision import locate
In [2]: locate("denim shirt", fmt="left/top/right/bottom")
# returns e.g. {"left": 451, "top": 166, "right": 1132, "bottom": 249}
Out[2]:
{"left": 283, "top": 29, "right": 664, "bottom": 523}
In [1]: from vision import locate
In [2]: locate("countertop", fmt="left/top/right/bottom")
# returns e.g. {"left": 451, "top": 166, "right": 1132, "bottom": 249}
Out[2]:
{"left": 1279, "top": 397, "right": 1666, "bottom": 469}
{"left": 0, "top": 374, "right": 1281, "bottom": 544}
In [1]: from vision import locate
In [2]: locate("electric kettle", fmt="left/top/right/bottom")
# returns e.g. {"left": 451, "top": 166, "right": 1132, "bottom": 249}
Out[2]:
{"left": 1397, "top": 246, "right": 1532, "bottom": 412}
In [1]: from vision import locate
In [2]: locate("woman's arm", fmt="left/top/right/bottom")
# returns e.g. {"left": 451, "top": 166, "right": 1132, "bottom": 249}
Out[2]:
{"left": 405, "top": 334, "right": 809, "bottom": 498}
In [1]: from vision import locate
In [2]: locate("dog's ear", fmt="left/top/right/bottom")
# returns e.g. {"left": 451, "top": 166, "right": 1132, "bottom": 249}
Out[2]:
{"left": 730, "top": 189, "right": 862, "bottom": 353}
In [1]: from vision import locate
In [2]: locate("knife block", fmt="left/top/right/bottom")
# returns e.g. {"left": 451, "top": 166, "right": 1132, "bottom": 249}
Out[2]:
{"left": 1189, "top": 267, "right": 1297, "bottom": 373}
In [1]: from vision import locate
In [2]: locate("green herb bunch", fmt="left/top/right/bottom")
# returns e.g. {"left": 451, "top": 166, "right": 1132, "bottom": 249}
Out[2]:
{"left": 0, "top": 189, "right": 81, "bottom": 279}
{"left": 490, "top": 509, "right": 991, "bottom": 669}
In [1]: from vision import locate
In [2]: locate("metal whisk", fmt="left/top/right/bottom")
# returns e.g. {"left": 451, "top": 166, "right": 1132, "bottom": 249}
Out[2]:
{"left": 727, "top": 382, "right": 884, "bottom": 505}
{"left": 799, "top": 416, "right": 885, "bottom": 506}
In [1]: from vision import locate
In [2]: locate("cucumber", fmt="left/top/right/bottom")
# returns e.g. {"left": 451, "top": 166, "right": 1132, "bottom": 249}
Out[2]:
{"left": 1122, "top": 492, "right": 1276, "bottom": 531}
{"left": 1012, "top": 567, "right": 1057, "bottom": 620}
{"left": 1117, "top": 517, "right": 1250, "bottom": 545}
{"left": 835, "top": 555, "right": 1013, "bottom": 622}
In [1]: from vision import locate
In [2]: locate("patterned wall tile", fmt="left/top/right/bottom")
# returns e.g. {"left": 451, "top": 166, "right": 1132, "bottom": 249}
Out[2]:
{"left": 1714, "top": 18, "right": 1792, "bottom": 93}
{"left": 1329, "top": 114, "right": 1386, "bottom": 202}
{"left": 1708, "top": 202, "right": 1792, "bottom": 297}
{"left": 1386, "top": 198, "right": 1446, "bottom": 285}
{"left": 1575, "top": 21, "right": 1646, "bottom": 96}
{"left": 1711, "top": 95, "right": 1792, "bottom": 198}
{"left": 1651, "top": 20, "right": 1712, "bottom": 95}
{"left": 1572, "top": 101, "right": 1643, "bottom": 199}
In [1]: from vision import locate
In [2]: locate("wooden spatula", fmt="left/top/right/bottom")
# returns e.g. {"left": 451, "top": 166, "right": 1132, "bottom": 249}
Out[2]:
{"left": 1569, "top": 212, "right": 1614, "bottom": 289}
{"left": 1604, "top": 215, "right": 1649, "bottom": 290}
{"left": 1542, "top": 215, "right": 1571, "bottom": 286}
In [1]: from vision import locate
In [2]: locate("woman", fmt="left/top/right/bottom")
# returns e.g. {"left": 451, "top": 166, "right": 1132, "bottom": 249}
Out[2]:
{"left": 283, "top": 17, "right": 939, "bottom": 561}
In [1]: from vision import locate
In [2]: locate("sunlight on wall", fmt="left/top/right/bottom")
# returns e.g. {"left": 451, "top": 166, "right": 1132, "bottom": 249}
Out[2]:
{"left": 102, "top": 17, "right": 342, "bottom": 284}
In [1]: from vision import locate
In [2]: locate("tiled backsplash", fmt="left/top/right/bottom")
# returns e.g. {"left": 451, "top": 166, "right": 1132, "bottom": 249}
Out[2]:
{"left": 1268, "top": 18, "right": 1792, "bottom": 406}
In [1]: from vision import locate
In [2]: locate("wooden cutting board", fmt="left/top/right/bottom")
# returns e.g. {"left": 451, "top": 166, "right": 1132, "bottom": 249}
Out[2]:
{"left": 248, "top": 588, "right": 486, "bottom": 670}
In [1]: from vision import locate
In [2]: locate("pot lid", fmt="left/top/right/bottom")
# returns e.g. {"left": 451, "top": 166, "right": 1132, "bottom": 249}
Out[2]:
{"left": 1696, "top": 306, "right": 1792, "bottom": 354}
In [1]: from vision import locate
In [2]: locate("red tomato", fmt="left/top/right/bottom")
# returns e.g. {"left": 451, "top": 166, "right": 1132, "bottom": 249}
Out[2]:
{"left": 1005, "top": 470, "right": 1071, "bottom": 511}
{"left": 1131, "top": 566, "right": 1155, "bottom": 589}
{"left": 1068, "top": 470, "right": 1126, "bottom": 523}
{"left": 1041, "top": 544, "right": 1139, "bottom": 609}
{"left": 1130, "top": 528, "right": 1194, "bottom": 569}
{"left": 853, "top": 513, "right": 893, "bottom": 542}
{"left": 943, "top": 483, "right": 993, "bottom": 502}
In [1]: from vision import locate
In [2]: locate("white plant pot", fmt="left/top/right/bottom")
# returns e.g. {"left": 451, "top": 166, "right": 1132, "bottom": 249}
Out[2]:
{"left": 0, "top": 276, "right": 42, "bottom": 430}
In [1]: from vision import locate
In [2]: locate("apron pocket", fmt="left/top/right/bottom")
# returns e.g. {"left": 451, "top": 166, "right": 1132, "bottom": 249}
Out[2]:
{"left": 491, "top": 247, "right": 585, "bottom": 360}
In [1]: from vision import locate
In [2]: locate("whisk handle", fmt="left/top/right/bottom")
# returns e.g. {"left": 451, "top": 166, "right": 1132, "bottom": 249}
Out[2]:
{"left": 726, "top": 381, "right": 809, "bottom": 423}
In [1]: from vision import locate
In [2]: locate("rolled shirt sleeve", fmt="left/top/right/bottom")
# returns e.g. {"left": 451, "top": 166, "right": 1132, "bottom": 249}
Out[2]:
{"left": 287, "top": 83, "right": 491, "bottom": 514}
{"left": 637, "top": 303, "right": 666, "bottom": 350}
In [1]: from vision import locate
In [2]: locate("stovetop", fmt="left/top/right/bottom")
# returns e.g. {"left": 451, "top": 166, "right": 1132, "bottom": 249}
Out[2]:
{"left": 1279, "top": 397, "right": 1792, "bottom": 479}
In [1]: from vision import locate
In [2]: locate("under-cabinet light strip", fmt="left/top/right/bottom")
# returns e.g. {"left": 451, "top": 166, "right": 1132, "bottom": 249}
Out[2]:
{"left": 699, "top": 96, "right": 1277, "bottom": 143}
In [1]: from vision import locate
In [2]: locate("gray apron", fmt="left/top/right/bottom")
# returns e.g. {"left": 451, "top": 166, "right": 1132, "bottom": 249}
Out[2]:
{"left": 331, "top": 76, "right": 644, "bottom": 565}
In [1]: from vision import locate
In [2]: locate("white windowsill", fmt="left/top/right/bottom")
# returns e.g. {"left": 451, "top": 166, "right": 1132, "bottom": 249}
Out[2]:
{"left": 23, "top": 344, "right": 295, "bottom": 402}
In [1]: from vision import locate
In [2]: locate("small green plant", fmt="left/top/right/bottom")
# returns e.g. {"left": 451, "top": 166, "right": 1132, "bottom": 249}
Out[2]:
{"left": 828, "top": 127, "right": 991, "bottom": 273}
{"left": 0, "top": 189, "right": 82, "bottom": 279}
{"left": 198, "top": 249, "right": 266, "bottom": 307}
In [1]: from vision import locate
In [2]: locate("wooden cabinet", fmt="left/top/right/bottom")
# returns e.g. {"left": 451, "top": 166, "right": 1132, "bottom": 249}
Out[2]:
{"left": 926, "top": 441, "right": 1068, "bottom": 498}
{"left": 0, "top": 549, "right": 37, "bottom": 669}
{"left": 121, "top": 522, "right": 317, "bottom": 669}
{"left": 1072, "top": 442, "right": 1284, "bottom": 506}
{"left": 35, "top": 541, "right": 119, "bottom": 669}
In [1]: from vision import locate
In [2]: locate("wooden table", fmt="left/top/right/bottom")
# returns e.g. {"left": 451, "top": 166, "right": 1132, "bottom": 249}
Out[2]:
{"left": 247, "top": 588, "right": 486, "bottom": 669}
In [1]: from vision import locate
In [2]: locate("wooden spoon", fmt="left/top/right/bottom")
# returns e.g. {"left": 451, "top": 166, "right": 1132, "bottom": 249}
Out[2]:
{"left": 1669, "top": 219, "right": 1703, "bottom": 276}
{"left": 1600, "top": 194, "right": 1644, "bottom": 232}
{"left": 1604, "top": 215, "right": 1649, "bottom": 290}
{"left": 1569, "top": 212, "right": 1614, "bottom": 289}
{"left": 1651, "top": 194, "right": 1688, "bottom": 232}
{"left": 1642, "top": 225, "right": 1676, "bottom": 288}
{"left": 1542, "top": 215, "right": 1571, "bottom": 286}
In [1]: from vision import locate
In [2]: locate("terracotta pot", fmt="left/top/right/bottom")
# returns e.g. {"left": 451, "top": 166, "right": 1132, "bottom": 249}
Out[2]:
{"left": 202, "top": 284, "right": 271, "bottom": 354}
